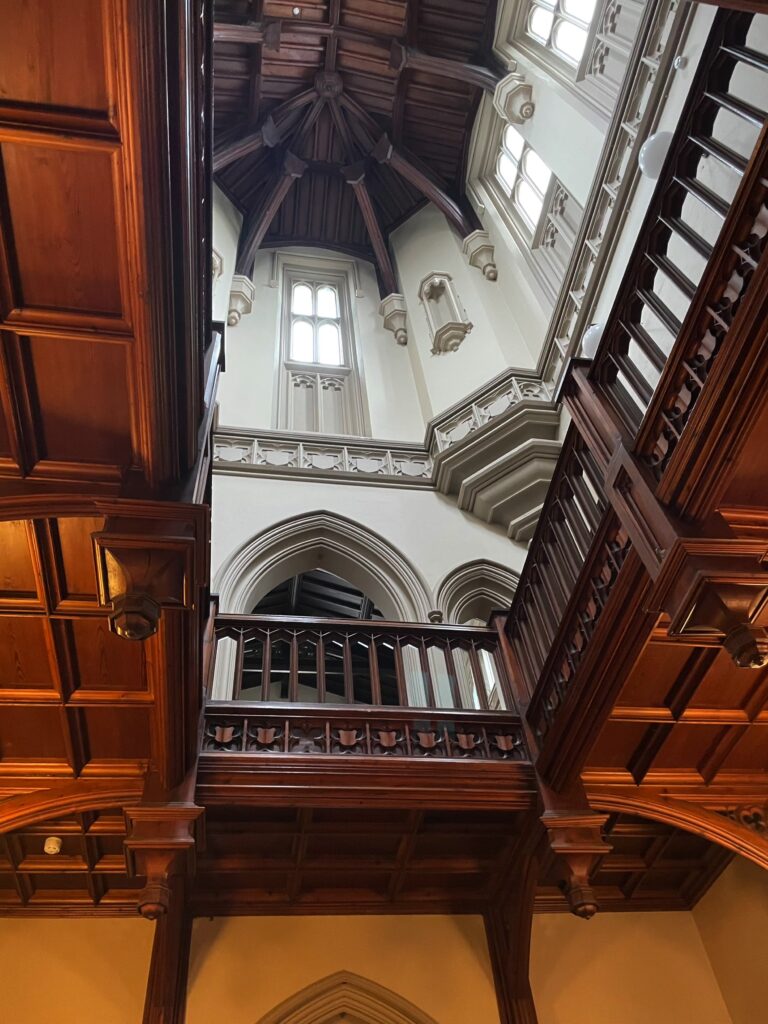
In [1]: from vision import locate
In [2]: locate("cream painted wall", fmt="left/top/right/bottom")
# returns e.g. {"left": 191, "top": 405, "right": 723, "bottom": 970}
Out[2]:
{"left": 211, "top": 473, "right": 528, "bottom": 610}
{"left": 187, "top": 914, "right": 499, "bottom": 1024}
{"left": 531, "top": 911, "right": 733, "bottom": 1024}
{"left": 212, "top": 184, "right": 243, "bottom": 323}
{"left": 216, "top": 247, "right": 426, "bottom": 442}
{"left": 391, "top": 204, "right": 538, "bottom": 417}
{"left": 0, "top": 917, "right": 153, "bottom": 1024}
{"left": 693, "top": 856, "right": 768, "bottom": 1024}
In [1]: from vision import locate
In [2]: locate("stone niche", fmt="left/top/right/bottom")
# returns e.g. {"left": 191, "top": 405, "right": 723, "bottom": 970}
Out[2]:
{"left": 418, "top": 272, "right": 473, "bottom": 355}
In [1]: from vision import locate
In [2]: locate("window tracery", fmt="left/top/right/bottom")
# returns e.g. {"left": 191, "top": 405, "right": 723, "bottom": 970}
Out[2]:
{"left": 525, "top": 0, "right": 597, "bottom": 69}
{"left": 495, "top": 125, "right": 554, "bottom": 238}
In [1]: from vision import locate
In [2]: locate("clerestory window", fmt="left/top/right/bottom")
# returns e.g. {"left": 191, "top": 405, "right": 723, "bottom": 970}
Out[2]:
{"left": 495, "top": 125, "right": 554, "bottom": 237}
{"left": 525, "top": 0, "right": 597, "bottom": 68}
{"left": 289, "top": 280, "right": 344, "bottom": 366}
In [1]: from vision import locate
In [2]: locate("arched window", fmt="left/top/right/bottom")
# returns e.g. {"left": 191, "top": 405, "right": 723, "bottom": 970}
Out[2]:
{"left": 278, "top": 259, "right": 369, "bottom": 436}
{"left": 495, "top": 125, "right": 553, "bottom": 236}
{"left": 525, "top": 0, "right": 596, "bottom": 68}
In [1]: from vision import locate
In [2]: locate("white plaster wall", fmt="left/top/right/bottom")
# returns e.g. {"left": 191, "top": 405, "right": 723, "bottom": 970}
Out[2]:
{"left": 212, "top": 184, "right": 242, "bottom": 323}
{"left": 212, "top": 473, "right": 527, "bottom": 611}
{"left": 391, "top": 204, "right": 537, "bottom": 417}
{"left": 216, "top": 247, "right": 426, "bottom": 442}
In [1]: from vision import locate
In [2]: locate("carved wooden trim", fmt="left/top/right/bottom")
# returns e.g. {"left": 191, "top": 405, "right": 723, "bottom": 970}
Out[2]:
{"left": 588, "top": 791, "right": 768, "bottom": 870}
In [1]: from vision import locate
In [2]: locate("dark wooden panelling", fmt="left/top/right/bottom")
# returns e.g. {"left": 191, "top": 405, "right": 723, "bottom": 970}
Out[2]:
{"left": 0, "top": 617, "right": 56, "bottom": 692}
{"left": 66, "top": 619, "right": 148, "bottom": 693}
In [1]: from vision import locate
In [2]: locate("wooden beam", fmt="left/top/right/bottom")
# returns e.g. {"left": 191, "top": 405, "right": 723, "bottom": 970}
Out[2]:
{"left": 328, "top": 98, "right": 360, "bottom": 162}
{"left": 390, "top": 41, "right": 501, "bottom": 93}
{"left": 236, "top": 151, "right": 308, "bottom": 275}
{"left": 325, "top": 0, "right": 342, "bottom": 71}
{"left": 213, "top": 90, "right": 315, "bottom": 173}
{"left": 372, "top": 133, "right": 473, "bottom": 237}
{"left": 342, "top": 162, "right": 398, "bottom": 296}
{"left": 143, "top": 877, "right": 191, "bottom": 1024}
{"left": 213, "top": 19, "right": 281, "bottom": 48}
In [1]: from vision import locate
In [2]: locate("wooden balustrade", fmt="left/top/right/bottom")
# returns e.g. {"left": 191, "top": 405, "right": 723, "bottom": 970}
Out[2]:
{"left": 211, "top": 614, "right": 514, "bottom": 712}
{"left": 590, "top": 10, "right": 768, "bottom": 461}
{"left": 506, "top": 429, "right": 610, "bottom": 700}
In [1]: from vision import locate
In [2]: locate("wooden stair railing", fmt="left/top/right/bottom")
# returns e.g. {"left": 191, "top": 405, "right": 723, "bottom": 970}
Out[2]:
{"left": 507, "top": 8, "right": 768, "bottom": 787}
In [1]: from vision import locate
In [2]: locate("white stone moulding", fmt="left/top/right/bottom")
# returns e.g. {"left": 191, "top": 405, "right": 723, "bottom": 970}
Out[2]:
{"left": 211, "top": 248, "right": 223, "bottom": 282}
{"left": 418, "top": 272, "right": 473, "bottom": 354}
{"left": 378, "top": 292, "right": 409, "bottom": 345}
{"left": 227, "top": 273, "right": 255, "bottom": 326}
{"left": 462, "top": 230, "right": 498, "bottom": 281}
{"left": 493, "top": 69, "right": 535, "bottom": 125}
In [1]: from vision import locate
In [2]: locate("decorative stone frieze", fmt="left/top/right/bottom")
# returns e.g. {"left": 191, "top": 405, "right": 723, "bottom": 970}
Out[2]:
{"left": 227, "top": 273, "right": 255, "bottom": 326}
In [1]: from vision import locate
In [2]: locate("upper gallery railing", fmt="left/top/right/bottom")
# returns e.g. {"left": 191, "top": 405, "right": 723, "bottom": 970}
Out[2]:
{"left": 211, "top": 614, "right": 513, "bottom": 712}
{"left": 508, "top": 8, "right": 768, "bottom": 734}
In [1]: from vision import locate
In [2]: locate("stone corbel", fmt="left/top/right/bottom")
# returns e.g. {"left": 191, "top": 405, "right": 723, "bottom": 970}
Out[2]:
{"left": 124, "top": 805, "right": 205, "bottom": 919}
{"left": 227, "top": 273, "right": 255, "bottom": 326}
{"left": 541, "top": 809, "right": 611, "bottom": 918}
{"left": 378, "top": 292, "right": 408, "bottom": 345}
{"left": 93, "top": 519, "right": 197, "bottom": 640}
{"left": 462, "top": 229, "right": 498, "bottom": 281}
{"left": 493, "top": 70, "right": 535, "bottom": 125}
{"left": 211, "top": 248, "right": 223, "bottom": 283}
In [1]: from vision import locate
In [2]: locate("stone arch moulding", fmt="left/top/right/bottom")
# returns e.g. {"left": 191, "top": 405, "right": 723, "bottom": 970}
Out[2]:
{"left": 214, "top": 510, "right": 433, "bottom": 620}
{"left": 254, "top": 971, "right": 440, "bottom": 1024}
{"left": 588, "top": 791, "right": 768, "bottom": 872}
{"left": 436, "top": 559, "right": 520, "bottom": 624}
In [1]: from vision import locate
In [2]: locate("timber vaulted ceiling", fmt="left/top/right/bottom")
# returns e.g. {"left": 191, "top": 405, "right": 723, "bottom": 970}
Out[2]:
{"left": 214, "top": 0, "right": 500, "bottom": 291}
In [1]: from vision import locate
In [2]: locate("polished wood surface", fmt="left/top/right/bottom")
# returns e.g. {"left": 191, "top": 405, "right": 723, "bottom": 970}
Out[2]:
{"left": 214, "top": 0, "right": 493, "bottom": 286}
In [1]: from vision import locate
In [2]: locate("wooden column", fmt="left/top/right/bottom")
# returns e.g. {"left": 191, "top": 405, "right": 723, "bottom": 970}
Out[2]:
{"left": 143, "top": 877, "right": 192, "bottom": 1024}
{"left": 485, "top": 850, "right": 540, "bottom": 1024}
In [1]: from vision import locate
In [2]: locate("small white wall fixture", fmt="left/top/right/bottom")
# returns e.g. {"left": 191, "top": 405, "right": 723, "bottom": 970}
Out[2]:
{"left": 379, "top": 291, "right": 409, "bottom": 345}
{"left": 418, "top": 272, "right": 473, "bottom": 355}
{"left": 493, "top": 68, "right": 535, "bottom": 125}
{"left": 255, "top": 971, "right": 440, "bottom": 1024}
{"left": 227, "top": 273, "right": 256, "bottom": 326}
{"left": 462, "top": 229, "right": 498, "bottom": 281}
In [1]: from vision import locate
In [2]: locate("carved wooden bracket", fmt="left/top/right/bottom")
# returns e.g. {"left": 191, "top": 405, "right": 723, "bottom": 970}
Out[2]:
{"left": 540, "top": 809, "right": 611, "bottom": 918}
{"left": 93, "top": 518, "right": 197, "bottom": 641}
{"left": 124, "top": 805, "right": 205, "bottom": 920}
{"left": 650, "top": 539, "right": 768, "bottom": 667}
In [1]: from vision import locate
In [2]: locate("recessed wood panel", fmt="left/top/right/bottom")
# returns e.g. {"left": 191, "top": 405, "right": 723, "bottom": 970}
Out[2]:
{"left": 1, "top": 142, "right": 122, "bottom": 315}
{"left": 22, "top": 336, "right": 132, "bottom": 468}
{"left": 0, "top": 705, "right": 68, "bottom": 761}
{"left": 52, "top": 516, "right": 104, "bottom": 602}
{"left": 0, "top": 0, "right": 109, "bottom": 112}
{"left": 81, "top": 706, "right": 151, "bottom": 761}
{"left": 0, "top": 519, "right": 39, "bottom": 601}
{"left": 0, "top": 617, "right": 56, "bottom": 691}
{"left": 67, "top": 618, "right": 147, "bottom": 692}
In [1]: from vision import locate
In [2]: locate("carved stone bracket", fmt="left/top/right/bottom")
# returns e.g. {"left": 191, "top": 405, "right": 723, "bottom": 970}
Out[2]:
{"left": 493, "top": 70, "right": 535, "bottom": 125}
{"left": 462, "top": 229, "right": 498, "bottom": 281}
{"left": 540, "top": 808, "right": 611, "bottom": 918}
{"left": 227, "top": 273, "right": 255, "bottom": 326}
{"left": 124, "top": 805, "right": 205, "bottom": 920}
{"left": 378, "top": 292, "right": 408, "bottom": 345}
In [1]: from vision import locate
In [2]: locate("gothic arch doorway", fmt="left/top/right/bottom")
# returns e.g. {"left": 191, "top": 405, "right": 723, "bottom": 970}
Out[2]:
{"left": 254, "top": 971, "right": 440, "bottom": 1024}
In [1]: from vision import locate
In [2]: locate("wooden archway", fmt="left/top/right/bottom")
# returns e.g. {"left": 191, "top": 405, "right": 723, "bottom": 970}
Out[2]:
{"left": 255, "top": 971, "right": 440, "bottom": 1024}
{"left": 0, "top": 781, "right": 143, "bottom": 835}
{"left": 588, "top": 791, "right": 768, "bottom": 870}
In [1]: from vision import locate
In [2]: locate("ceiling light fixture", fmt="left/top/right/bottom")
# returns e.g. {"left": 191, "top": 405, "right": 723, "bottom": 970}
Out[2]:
{"left": 292, "top": 6, "right": 301, "bottom": 15}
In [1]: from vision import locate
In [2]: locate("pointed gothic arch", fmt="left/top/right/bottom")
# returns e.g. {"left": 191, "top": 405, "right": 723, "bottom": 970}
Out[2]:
{"left": 436, "top": 559, "right": 520, "bottom": 624}
{"left": 214, "top": 510, "right": 434, "bottom": 622}
{"left": 254, "top": 971, "right": 440, "bottom": 1024}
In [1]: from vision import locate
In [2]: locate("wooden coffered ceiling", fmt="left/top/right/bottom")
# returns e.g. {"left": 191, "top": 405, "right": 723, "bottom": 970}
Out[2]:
{"left": 214, "top": 0, "right": 500, "bottom": 291}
